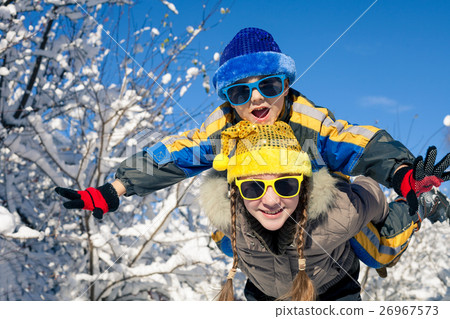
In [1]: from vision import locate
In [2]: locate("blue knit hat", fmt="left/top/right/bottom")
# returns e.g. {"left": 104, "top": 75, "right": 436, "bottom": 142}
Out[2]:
{"left": 213, "top": 27, "right": 296, "bottom": 100}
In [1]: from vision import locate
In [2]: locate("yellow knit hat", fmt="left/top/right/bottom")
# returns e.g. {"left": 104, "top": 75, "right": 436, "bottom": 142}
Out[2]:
{"left": 213, "top": 121, "right": 312, "bottom": 182}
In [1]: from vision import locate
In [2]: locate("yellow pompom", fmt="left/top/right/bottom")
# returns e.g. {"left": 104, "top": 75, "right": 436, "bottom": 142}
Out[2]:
{"left": 213, "top": 153, "right": 229, "bottom": 171}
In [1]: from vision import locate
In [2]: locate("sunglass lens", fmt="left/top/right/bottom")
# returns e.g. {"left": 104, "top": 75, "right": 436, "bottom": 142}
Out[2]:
{"left": 274, "top": 178, "right": 299, "bottom": 197}
{"left": 259, "top": 77, "right": 283, "bottom": 97}
{"left": 227, "top": 85, "right": 250, "bottom": 105}
{"left": 240, "top": 181, "right": 265, "bottom": 199}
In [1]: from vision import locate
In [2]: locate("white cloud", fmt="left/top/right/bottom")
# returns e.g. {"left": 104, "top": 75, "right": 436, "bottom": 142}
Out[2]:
{"left": 360, "top": 96, "right": 397, "bottom": 107}
{"left": 359, "top": 95, "right": 412, "bottom": 113}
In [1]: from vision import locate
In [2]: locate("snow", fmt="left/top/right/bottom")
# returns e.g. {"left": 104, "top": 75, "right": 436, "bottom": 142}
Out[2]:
{"left": 46, "top": 0, "right": 65, "bottom": 5}
{"left": 202, "top": 75, "right": 210, "bottom": 93}
{"left": 0, "top": 206, "right": 42, "bottom": 239}
{"left": 151, "top": 27, "right": 160, "bottom": 37}
{"left": 444, "top": 115, "right": 450, "bottom": 127}
{"left": 0, "top": 67, "right": 9, "bottom": 76}
{"left": 179, "top": 85, "right": 187, "bottom": 97}
{"left": 0, "top": 206, "right": 15, "bottom": 234}
{"left": 165, "top": 106, "right": 173, "bottom": 115}
{"left": 162, "top": 1, "right": 179, "bottom": 15}
{"left": 179, "top": 238, "right": 213, "bottom": 264}
{"left": 186, "top": 67, "right": 199, "bottom": 80}
{"left": 161, "top": 73, "right": 171, "bottom": 84}
{"left": 0, "top": 39, "right": 8, "bottom": 53}
{"left": 0, "top": 5, "right": 16, "bottom": 19}
{"left": 7, "top": 226, "right": 42, "bottom": 240}
{"left": 48, "top": 117, "right": 67, "bottom": 131}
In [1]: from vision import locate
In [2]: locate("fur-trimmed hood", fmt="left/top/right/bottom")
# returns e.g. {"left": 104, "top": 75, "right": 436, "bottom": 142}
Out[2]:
{"left": 198, "top": 168, "right": 339, "bottom": 232}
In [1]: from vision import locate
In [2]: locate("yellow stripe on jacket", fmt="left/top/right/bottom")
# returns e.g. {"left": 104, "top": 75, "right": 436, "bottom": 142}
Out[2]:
{"left": 290, "top": 96, "right": 379, "bottom": 148}
{"left": 161, "top": 105, "right": 233, "bottom": 153}
{"left": 353, "top": 221, "right": 415, "bottom": 266}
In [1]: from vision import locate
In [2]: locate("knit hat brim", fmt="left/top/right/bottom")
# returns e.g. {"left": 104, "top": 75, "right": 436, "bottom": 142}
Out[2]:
{"left": 213, "top": 51, "right": 296, "bottom": 100}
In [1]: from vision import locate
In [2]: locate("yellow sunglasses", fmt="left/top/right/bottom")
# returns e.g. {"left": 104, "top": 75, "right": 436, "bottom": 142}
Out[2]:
{"left": 235, "top": 175, "right": 304, "bottom": 200}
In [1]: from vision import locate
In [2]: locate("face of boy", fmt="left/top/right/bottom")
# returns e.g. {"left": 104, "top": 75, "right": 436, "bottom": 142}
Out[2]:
{"left": 241, "top": 174, "right": 299, "bottom": 231}
{"left": 230, "top": 76, "right": 289, "bottom": 125}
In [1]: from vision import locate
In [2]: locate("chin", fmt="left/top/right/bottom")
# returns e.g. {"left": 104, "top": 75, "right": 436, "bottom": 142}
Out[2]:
{"left": 258, "top": 218, "right": 287, "bottom": 231}
{"left": 263, "top": 224, "right": 283, "bottom": 231}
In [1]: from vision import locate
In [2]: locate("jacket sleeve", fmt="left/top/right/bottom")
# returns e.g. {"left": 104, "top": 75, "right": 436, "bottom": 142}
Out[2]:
{"left": 115, "top": 104, "right": 232, "bottom": 196}
{"left": 350, "top": 130, "right": 415, "bottom": 187}
{"left": 308, "top": 176, "right": 390, "bottom": 254}
{"left": 115, "top": 151, "right": 190, "bottom": 196}
{"left": 317, "top": 118, "right": 415, "bottom": 188}
{"left": 344, "top": 176, "right": 390, "bottom": 235}
{"left": 290, "top": 94, "right": 415, "bottom": 188}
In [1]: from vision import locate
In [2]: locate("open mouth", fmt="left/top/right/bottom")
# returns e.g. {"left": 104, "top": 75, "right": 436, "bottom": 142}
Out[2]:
{"left": 251, "top": 107, "right": 270, "bottom": 121}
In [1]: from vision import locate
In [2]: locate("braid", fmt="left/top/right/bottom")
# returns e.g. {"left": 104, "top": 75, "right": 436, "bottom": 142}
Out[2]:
{"left": 230, "top": 185, "right": 239, "bottom": 271}
{"left": 217, "top": 184, "right": 239, "bottom": 301}
{"left": 282, "top": 177, "right": 316, "bottom": 301}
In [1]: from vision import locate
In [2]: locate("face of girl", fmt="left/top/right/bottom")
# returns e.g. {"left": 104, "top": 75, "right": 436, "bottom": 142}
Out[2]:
{"left": 240, "top": 174, "right": 300, "bottom": 231}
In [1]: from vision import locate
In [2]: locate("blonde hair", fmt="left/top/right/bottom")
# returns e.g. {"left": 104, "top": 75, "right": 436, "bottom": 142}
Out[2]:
{"left": 217, "top": 177, "right": 316, "bottom": 301}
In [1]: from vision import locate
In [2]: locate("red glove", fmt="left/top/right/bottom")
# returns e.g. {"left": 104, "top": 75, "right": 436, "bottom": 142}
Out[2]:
{"left": 55, "top": 183, "right": 119, "bottom": 220}
{"left": 393, "top": 146, "right": 450, "bottom": 223}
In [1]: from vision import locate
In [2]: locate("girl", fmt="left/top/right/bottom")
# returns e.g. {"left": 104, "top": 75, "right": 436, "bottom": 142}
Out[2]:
{"left": 202, "top": 120, "right": 393, "bottom": 300}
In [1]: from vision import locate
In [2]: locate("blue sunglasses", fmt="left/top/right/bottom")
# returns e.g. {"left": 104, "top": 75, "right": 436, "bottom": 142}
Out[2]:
{"left": 221, "top": 74, "right": 286, "bottom": 106}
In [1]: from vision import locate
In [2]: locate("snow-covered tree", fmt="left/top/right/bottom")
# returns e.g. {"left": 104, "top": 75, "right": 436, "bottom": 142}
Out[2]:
{"left": 0, "top": 0, "right": 235, "bottom": 300}
{"left": 1, "top": 0, "right": 448, "bottom": 302}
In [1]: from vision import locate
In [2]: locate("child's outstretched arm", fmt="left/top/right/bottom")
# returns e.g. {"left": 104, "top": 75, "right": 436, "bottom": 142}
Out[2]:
{"left": 55, "top": 103, "right": 233, "bottom": 217}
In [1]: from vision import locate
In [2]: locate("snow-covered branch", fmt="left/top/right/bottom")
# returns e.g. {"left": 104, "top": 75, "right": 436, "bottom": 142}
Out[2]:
{"left": 0, "top": 0, "right": 233, "bottom": 301}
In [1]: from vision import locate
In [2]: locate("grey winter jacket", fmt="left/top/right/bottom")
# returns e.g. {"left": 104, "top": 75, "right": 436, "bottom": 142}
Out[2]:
{"left": 199, "top": 169, "right": 389, "bottom": 298}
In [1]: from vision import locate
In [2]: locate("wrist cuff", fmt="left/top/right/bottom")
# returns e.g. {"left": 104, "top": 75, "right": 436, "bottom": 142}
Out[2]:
{"left": 393, "top": 166, "right": 412, "bottom": 196}
{"left": 98, "top": 183, "right": 120, "bottom": 212}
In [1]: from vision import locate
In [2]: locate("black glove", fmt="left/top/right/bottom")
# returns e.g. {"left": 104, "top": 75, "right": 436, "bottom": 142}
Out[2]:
{"left": 393, "top": 146, "right": 450, "bottom": 223}
{"left": 55, "top": 183, "right": 119, "bottom": 220}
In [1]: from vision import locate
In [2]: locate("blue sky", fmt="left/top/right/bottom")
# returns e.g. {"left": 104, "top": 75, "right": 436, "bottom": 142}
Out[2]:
{"left": 130, "top": 0, "right": 450, "bottom": 156}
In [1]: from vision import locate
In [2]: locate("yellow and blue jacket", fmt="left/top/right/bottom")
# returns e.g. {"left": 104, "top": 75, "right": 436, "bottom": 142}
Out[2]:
{"left": 116, "top": 89, "right": 416, "bottom": 268}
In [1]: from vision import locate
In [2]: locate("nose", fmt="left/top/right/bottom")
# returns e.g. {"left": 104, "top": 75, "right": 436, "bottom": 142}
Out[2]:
{"left": 260, "top": 186, "right": 281, "bottom": 208}
{"left": 250, "top": 87, "right": 264, "bottom": 104}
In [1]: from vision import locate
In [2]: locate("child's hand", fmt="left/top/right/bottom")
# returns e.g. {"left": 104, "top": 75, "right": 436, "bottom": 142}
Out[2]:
{"left": 55, "top": 184, "right": 119, "bottom": 220}
{"left": 394, "top": 146, "right": 450, "bottom": 222}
